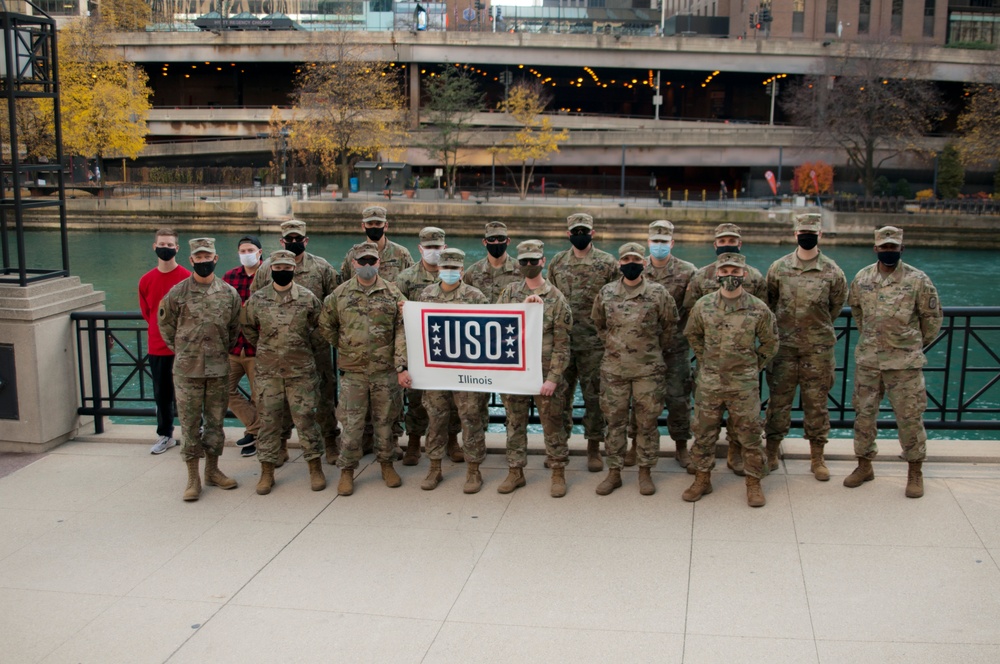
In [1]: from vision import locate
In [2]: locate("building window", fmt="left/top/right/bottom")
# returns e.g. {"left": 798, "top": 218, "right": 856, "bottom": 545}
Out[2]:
{"left": 825, "top": 0, "right": 838, "bottom": 33}
{"left": 792, "top": 0, "right": 805, "bottom": 33}
{"left": 949, "top": 11, "right": 1000, "bottom": 45}
{"left": 891, "top": 0, "right": 903, "bottom": 35}
{"left": 33, "top": 0, "right": 75, "bottom": 15}
{"left": 924, "top": 0, "right": 935, "bottom": 37}
{"left": 858, "top": 0, "right": 870, "bottom": 33}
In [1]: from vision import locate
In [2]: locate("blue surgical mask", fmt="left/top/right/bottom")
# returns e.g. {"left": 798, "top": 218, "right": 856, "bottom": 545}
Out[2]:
{"left": 649, "top": 243, "right": 671, "bottom": 259}
{"left": 439, "top": 269, "right": 462, "bottom": 285}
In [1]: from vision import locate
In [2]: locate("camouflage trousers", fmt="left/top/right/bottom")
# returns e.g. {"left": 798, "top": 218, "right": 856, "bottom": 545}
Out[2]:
{"left": 560, "top": 347, "right": 606, "bottom": 442}
{"left": 501, "top": 392, "right": 569, "bottom": 469}
{"left": 602, "top": 373, "right": 665, "bottom": 469}
{"left": 691, "top": 385, "right": 766, "bottom": 479}
{"left": 405, "top": 388, "right": 460, "bottom": 438}
{"left": 764, "top": 345, "right": 835, "bottom": 445}
{"left": 337, "top": 370, "right": 401, "bottom": 469}
{"left": 256, "top": 372, "right": 323, "bottom": 465}
{"left": 628, "top": 349, "right": 692, "bottom": 442}
{"left": 852, "top": 365, "right": 927, "bottom": 462}
{"left": 227, "top": 352, "right": 260, "bottom": 436}
{"left": 174, "top": 375, "right": 227, "bottom": 461}
{"left": 315, "top": 347, "right": 340, "bottom": 444}
{"left": 425, "top": 390, "right": 489, "bottom": 463}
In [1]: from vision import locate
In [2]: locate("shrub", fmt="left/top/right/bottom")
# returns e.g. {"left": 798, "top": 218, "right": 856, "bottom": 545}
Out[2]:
{"left": 792, "top": 161, "right": 834, "bottom": 195}
{"left": 938, "top": 143, "right": 965, "bottom": 199}
{"left": 915, "top": 189, "right": 934, "bottom": 201}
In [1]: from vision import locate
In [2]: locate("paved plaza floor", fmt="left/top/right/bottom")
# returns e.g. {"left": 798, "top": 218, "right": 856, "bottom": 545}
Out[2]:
{"left": 2, "top": 427, "right": 1000, "bottom": 663}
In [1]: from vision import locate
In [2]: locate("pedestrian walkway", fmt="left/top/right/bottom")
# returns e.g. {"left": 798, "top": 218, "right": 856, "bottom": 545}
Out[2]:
{"left": 2, "top": 428, "right": 1000, "bottom": 663}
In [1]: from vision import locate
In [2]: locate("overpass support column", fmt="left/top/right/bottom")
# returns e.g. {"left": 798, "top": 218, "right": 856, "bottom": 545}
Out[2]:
{"left": 409, "top": 64, "right": 420, "bottom": 129}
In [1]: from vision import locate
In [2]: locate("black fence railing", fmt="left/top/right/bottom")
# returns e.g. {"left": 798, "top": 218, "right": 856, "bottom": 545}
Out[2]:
{"left": 71, "top": 308, "right": 1000, "bottom": 436}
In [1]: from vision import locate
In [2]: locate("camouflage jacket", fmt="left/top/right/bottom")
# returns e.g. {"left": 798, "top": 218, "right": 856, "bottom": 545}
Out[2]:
{"left": 547, "top": 245, "right": 619, "bottom": 351}
{"left": 419, "top": 281, "right": 489, "bottom": 305}
{"left": 592, "top": 277, "right": 678, "bottom": 379}
{"left": 848, "top": 261, "right": 942, "bottom": 371}
{"left": 646, "top": 254, "right": 697, "bottom": 354}
{"left": 158, "top": 276, "right": 241, "bottom": 378}
{"left": 766, "top": 250, "right": 848, "bottom": 350}
{"left": 340, "top": 239, "right": 413, "bottom": 284}
{"left": 497, "top": 279, "right": 573, "bottom": 385}
{"left": 462, "top": 253, "right": 520, "bottom": 303}
{"left": 320, "top": 276, "right": 407, "bottom": 374}
{"left": 395, "top": 261, "right": 440, "bottom": 301}
{"left": 683, "top": 260, "right": 767, "bottom": 311}
{"left": 685, "top": 290, "right": 778, "bottom": 392}
{"left": 243, "top": 283, "right": 323, "bottom": 378}
{"left": 251, "top": 251, "right": 337, "bottom": 303}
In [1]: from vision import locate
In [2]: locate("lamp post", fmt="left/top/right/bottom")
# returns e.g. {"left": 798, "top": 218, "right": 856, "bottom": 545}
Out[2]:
{"left": 279, "top": 126, "right": 289, "bottom": 191}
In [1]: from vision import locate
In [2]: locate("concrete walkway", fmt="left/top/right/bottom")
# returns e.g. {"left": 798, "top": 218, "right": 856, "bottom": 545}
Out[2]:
{"left": 2, "top": 428, "right": 1000, "bottom": 663}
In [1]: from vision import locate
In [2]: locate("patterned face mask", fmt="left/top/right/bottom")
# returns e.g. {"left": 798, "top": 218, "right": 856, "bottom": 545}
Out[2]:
{"left": 717, "top": 275, "right": 744, "bottom": 292}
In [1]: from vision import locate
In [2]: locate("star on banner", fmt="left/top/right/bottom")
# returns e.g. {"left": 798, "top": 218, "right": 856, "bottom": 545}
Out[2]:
{"left": 432, "top": 347, "right": 442, "bottom": 356}
{"left": 505, "top": 337, "right": 516, "bottom": 346}
{"left": 506, "top": 348, "right": 515, "bottom": 358}
{"left": 431, "top": 323, "right": 441, "bottom": 332}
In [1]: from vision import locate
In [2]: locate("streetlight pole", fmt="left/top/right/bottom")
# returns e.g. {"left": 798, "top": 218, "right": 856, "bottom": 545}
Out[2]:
{"left": 279, "top": 126, "right": 289, "bottom": 191}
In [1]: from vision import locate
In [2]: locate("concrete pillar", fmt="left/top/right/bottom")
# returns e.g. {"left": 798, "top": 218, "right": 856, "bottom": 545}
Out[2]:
{"left": 0, "top": 277, "right": 105, "bottom": 452}
{"left": 409, "top": 64, "right": 420, "bottom": 129}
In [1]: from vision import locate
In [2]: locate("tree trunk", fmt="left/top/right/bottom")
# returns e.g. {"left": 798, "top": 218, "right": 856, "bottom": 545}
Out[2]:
{"left": 340, "top": 153, "right": 350, "bottom": 200}
{"left": 518, "top": 161, "right": 528, "bottom": 200}
{"left": 863, "top": 142, "right": 875, "bottom": 197}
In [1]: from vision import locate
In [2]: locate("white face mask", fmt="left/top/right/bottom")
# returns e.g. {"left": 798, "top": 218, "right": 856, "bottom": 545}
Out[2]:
{"left": 422, "top": 248, "right": 442, "bottom": 266}
{"left": 239, "top": 252, "right": 260, "bottom": 267}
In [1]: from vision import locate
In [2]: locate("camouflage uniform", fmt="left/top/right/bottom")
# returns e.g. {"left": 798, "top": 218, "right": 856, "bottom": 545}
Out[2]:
{"left": 243, "top": 281, "right": 325, "bottom": 465}
{"left": 158, "top": 245, "right": 241, "bottom": 462}
{"left": 592, "top": 252, "right": 677, "bottom": 469}
{"left": 848, "top": 246, "right": 942, "bottom": 462}
{"left": 547, "top": 216, "right": 619, "bottom": 443}
{"left": 683, "top": 261, "right": 767, "bottom": 310}
{"left": 463, "top": 253, "right": 520, "bottom": 303}
{"left": 685, "top": 278, "right": 779, "bottom": 480}
{"left": 340, "top": 239, "right": 413, "bottom": 284}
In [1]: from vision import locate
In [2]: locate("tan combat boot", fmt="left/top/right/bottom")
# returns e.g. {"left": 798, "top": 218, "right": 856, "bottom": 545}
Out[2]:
{"left": 809, "top": 442, "right": 830, "bottom": 481}
{"left": 337, "top": 468, "right": 355, "bottom": 496}
{"left": 587, "top": 440, "right": 604, "bottom": 472}
{"left": 623, "top": 439, "right": 638, "bottom": 467}
{"left": 463, "top": 462, "right": 483, "bottom": 494}
{"left": 204, "top": 454, "right": 238, "bottom": 490}
{"left": 905, "top": 461, "right": 924, "bottom": 498}
{"left": 843, "top": 457, "right": 875, "bottom": 488}
{"left": 402, "top": 433, "right": 421, "bottom": 466}
{"left": 497, "top": 467, "right": 526, "bottom": 494}
{"left": 726, "top": 443, "right": 745, "bottom": 476}
{"left": 324, "top": 435, "right": 340, "bottom": 465}
{"left": 746, "top": 476, "right": 766, "bottom": 507}
{"left": 674, "top": 439, "right": 691, "bottom": 468}
{"left": 276, "top": 439, "right": 290, "bottom": 468}
{"left": 183, "top": 458, "right": 201, "bottom": 502}
{"left": 446, "top": 433, "right": 465, "bottom": 463}
{"left": 765, "top": 438, "right": 781, "bottom": 472}
{"left": 595, "top": 468, "right": 622, "bottom": 496}
{"left": 256, "top": 462, "right": 275, "bottom": 495}
{"left": 381, "top": 461, "right": 402, "bottom": 488}
{"left": 550, "top": 467, "right": 567, "bottom": 498}
{"left": 422, "top": 459, "right": 443, "bottom": 491}
{"left": 682, "top": 471, "right": 713, "bottom": 502}
{"left": 637, "top": 466, "right": 656, "bottom": 496}
{"left": 307, "top": 458, "right": 326, "bottom": 491}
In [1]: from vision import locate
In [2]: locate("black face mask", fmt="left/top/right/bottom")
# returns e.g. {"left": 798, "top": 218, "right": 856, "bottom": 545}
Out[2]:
{"left": 486, "top": 242, "right": 508, "bottom": 259}
{"left": 272, "top": 270, "right": 295, "bottom": 287}
{"left": 284, "top": 240, "right": 306, "bottom": 256}
{"left": 192, "top": 261, "right": 216, "bottom": 278}
{"left": 570, "top": 234, "right": 593, "bottom": 250}
{"left": 620, "top": 263, "right": 644, "bottom": 281}
{"left": 365, "top": 227, "right": 385, "bottom": 242}
{"left": 716, "top": 245, "right": 740, "bottom": 256}
{"left": 155, "top": 247, "right": 177, "bottom": 261}
{"left": 519, "top": 265, "right": 543, "bottom": 279}
{"left": 797, "top": 234, "right": 819, "bottom": 250}
{"left": 877, "top": 251, "right": 901, "bottom": 267}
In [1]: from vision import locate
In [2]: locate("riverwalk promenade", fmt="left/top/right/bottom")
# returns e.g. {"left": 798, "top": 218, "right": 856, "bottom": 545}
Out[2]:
{"left": 2, "top": 428, "right": 1000, "bottom": 663}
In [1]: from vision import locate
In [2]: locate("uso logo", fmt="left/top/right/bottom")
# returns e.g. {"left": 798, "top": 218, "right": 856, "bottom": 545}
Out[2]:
{"left": 421, "top": 309, "right": 526, "bottom": 371}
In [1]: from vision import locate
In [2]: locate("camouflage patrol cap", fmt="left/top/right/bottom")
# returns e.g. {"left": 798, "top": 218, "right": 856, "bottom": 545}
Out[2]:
{"left": 353, "top": 242, "right": 380, "bottom": 260}
{"left": 649, "top": 220, "right": 674, "bottom": 241}
{"left": 567, "top": 213, "right": 594, "bottom": 230}
{"left": 485, "top": 221, "right": 508, "bottom": 238}
{"left": 270, "top": 249, "right": 296, "bottom": 267}
{"left": 793, "top": 213, "right": 823, "bottom": 233}
{"left": 715, "top": 223, "right": 742, "bottom": 238}
{"left": 280, "top": 220, "right": 307, "bottom": 237}
{"left": 439, "top": 248, "right": 466, "bottom": 269}
{"left": 517, "top": 239, "right": 544, "bottom": 259}
{"left": 716, "top": 252, "right": 746, "bottom": 269}
{"left": 875, "top": 226, "right": 903, "bottom": 246}
{"left": 419, "top": 226, "right": 446, "bottom": 246}
{"left": 189, "top": 237, "right": 216, "bottom": 256}
{"left": 619, "top": 242, "right": 645, "bottom": 260}
{"left": 362, "top": 205, "right": 387, "bottom": 225}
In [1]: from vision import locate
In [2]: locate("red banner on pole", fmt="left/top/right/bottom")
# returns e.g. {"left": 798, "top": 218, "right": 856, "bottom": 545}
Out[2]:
{"left": 764, "top": 170, "right": 777, "bottom": 195}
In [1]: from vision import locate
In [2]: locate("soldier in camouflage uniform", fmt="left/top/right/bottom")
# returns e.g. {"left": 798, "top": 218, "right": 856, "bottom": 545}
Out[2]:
{"left": 497, "top": 240, "right": 574, "bottom": 497}
{"left": 547, "top": 212, "right": 619, "bottom": 473}
{"left": 463, "top": 222, "right": 521, "bottom": 303}
{"left": 683, "top": 252, "right": 778, "bottom": 508}
{"left": 396, "top": 227, "right": 463, "bottom": 466}
{"left": 764, "top": 213, "right": 847, "bottom": 481}
{"left": 845, "top": 226, "right": 942, "bottom": 499}
{"left": 320, "top": 242, "right": 410, "bottom": 496}
{"left": 158, "top": 238, "right": 242, "bottom": 502}
{"left": 592, "top": 242, "right": 678, "bottom": 496}
{"left": 243, "top": 250, "right": 327, "bottom": 495}
{"left": 683, "top": 223, "right": 767, "bottom": 477}
{"left": 418, "top": 248, "right": 491, "bottom": 493}
{"left": 339, "top": 205, "right": 414, "bottom": 285}
{"left": 251, "top": 220, "right": 341, "bottom": 466}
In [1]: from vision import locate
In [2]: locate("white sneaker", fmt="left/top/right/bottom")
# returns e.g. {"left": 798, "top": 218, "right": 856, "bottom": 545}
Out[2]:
{"left": 150, "top": 436, "right": 177, "bottom": 455}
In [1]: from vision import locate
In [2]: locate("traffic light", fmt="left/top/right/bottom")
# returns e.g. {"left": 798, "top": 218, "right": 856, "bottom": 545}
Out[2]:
{"left": 496, "top": 6, "right": 502, "bottom": 20}
{"left": 755, "top": 22, "right": 762, "bottom": 30}
{"left": 474, "top": 0, "right": 482, "bottom": 10}
{"left": 761, "top": 8, "right": 772, "bottom": 22}
{"left": 489, "top": 6, "right": 494, "bottom": 21}
{"left": 749, "top": 12, "right": 756, "bottom": 28}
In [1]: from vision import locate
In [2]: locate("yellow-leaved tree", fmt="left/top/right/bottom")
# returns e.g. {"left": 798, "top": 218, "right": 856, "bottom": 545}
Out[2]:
{"left": 0, "top": 98, "right": 56, "bottom": 164}
{"left": 491, "top": 82, "right": 568, "bottom": 200}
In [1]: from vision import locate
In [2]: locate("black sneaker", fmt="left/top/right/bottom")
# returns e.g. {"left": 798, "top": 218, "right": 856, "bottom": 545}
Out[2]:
{"left": 240, "top": 443, "right": 257, "bottom": 458}
{"left": 236, "top": 433, "right": 256, "bottom": 448}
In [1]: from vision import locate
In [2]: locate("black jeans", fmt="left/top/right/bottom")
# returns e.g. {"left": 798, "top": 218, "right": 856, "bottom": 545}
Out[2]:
{"left": 149, "top": 354, "right": 176, "bottom": 438}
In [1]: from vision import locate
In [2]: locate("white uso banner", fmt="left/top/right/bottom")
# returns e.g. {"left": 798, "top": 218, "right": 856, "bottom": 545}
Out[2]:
{"left": 403, "top": 302, "right": 543, "bottom": 395}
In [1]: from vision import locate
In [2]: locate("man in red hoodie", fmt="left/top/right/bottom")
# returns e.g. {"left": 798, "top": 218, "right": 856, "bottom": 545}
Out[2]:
{"left": 139, "top": 228, "right": 191, "bottom": 454}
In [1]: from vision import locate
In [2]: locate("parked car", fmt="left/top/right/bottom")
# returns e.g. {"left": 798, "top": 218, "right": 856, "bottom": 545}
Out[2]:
{"left": 530, "top": 181, "right": 564, "bottom": 193}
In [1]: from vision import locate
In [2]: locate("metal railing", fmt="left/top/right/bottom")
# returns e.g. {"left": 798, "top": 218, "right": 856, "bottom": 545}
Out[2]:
{"left": 71, "top": 307, "right": 1000, "bottom": 435}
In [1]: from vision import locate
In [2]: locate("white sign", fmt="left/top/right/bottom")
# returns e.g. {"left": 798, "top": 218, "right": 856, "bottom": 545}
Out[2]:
{"left": 433, "top": 168, "right": 443, "bottom": 177}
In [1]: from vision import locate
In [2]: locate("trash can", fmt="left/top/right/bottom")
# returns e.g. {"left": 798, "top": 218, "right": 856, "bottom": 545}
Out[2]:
{"left": 349, "top": 177, "right": 359, "bottom": 193}
{"left": 252, "top": 177, "right": 262, "bottom": 188}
